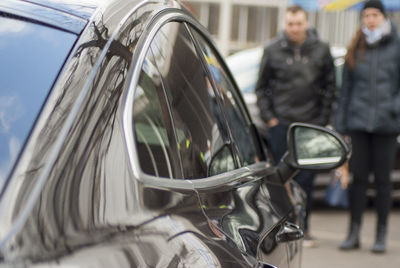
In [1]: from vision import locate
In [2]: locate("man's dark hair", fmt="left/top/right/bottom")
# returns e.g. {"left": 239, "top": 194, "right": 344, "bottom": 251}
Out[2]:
{"left": 286, "top": 5, "right": 308, "bottom": 19}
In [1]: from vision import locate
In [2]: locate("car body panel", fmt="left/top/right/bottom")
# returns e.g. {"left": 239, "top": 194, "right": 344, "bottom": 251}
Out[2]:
{"left": 0, "top": 1, "right": 309, "bottom": 267}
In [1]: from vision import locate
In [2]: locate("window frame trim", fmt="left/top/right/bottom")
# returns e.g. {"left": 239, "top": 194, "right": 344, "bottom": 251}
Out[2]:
{"left": 123, "top": 9, "right": 269, "bottom": 191}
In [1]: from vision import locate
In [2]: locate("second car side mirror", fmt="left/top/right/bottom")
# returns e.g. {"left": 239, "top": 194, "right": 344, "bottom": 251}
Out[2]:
{"left": 277, "top": 123, "right": 351, "bottom": 183}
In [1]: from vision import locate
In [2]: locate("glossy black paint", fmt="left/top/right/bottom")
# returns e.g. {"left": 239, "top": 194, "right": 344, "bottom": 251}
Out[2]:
{"left": 0, "top": 0, "right": 310, "bottom": 267}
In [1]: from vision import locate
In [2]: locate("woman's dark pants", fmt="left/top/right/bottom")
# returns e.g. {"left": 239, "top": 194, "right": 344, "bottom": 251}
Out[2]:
{"left": 349, "top": 132, "right": 397, "bottom": 227}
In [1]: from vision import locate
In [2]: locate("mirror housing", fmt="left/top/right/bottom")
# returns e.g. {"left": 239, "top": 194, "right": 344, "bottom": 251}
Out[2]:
{"left": 278, "top": 123, "right": 351, "bottom": 183}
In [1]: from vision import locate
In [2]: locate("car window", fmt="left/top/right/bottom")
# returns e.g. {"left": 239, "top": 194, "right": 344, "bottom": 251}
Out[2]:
{"left": 189, "top": 28, "right": 259, "bottom": 166}
{"left": 149, "top": 22, "right": 235, "bottom": 178}
{"left": 0, "top": 16, "right": 76, "bottom": 190}
{"left": 133, "top": 51, "right": 183, "bottom": 179}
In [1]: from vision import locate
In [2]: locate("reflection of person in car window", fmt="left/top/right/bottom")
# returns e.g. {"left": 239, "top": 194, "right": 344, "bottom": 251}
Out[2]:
{"left": 335, "top": 0, "right": 400, "bottom": 253}
{"left": 255, "top": 5, "right": 336, "bottom": 247}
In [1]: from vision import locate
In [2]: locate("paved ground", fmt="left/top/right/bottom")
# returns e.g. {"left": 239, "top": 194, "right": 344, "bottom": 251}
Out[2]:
{"left": 302, "top": 207, "right": 400, "bottom": 268}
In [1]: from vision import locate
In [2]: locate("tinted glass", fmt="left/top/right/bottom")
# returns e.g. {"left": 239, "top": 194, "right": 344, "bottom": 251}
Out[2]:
{"left": 150, "top": 22, "right": 235, "bottom": 178}
{"left": 134, "top": 51, "right": 183, "bottom": 178}
{"left": 0, "top": 16, "right": 76, "bottom": 189}
{"left": 190, "top": 28, "right": 259, "bottom": 166}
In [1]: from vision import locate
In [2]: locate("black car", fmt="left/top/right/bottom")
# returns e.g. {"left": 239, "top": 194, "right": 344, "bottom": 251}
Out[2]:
{"left": 0, "top": 0, "right": 350, "bottom": 267}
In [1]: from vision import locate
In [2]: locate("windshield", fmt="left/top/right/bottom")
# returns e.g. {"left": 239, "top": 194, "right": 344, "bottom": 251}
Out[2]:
{"left": 0, "top": 15, "right": 77, "bottom": 190}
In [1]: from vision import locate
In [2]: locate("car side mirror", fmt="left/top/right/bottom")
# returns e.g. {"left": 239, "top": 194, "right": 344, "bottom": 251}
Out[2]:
{"left": 278, "top": 123, "right": 351, "bottom": 183}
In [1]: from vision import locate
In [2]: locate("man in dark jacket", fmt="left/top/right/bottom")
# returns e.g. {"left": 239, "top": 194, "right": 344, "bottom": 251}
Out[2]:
{"left": 255, "top": 5, "right": 336, "bottom": 246}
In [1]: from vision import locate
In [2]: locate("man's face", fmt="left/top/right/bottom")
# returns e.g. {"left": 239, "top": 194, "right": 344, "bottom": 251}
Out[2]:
{"left": 284, "top": 11, "right": 308, "bottom": 45}
{"left": 362, "top": 8, "right": 385, "bottom": 31}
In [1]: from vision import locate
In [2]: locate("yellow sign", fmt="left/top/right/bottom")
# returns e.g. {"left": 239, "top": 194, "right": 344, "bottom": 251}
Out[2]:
{"left": 323, "top": 0, "right": 364, "bottom": 11}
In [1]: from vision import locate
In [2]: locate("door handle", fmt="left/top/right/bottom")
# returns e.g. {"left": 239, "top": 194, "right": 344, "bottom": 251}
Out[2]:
{"left": 275, "top": 222, "right": 304, "bottom": 243}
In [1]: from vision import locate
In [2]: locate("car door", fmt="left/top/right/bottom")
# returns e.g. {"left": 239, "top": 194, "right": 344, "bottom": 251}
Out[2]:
{"left": 125, "top": 8, "right": 304, "bottom": 267}
{"left": 134, "top": 14, "right": 302, "bottom": 267}
{"left": 128, "top": 16, "right": 259, "bottom": 267}
{"left": 184, "top": 23, "right": 305, "bottom": 268}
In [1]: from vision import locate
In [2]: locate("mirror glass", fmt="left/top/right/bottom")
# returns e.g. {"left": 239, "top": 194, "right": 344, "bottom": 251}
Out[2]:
{"left": 294, "top": 127, "right": 343, "bottom": 166}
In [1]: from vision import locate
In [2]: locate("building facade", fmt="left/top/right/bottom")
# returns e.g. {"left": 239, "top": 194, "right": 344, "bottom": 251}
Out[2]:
{"left": 184, "top": 0, "right": 400, "bottom": 56}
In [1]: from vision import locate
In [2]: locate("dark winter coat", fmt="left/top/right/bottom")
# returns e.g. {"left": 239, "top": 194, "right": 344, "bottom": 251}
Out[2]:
{"left": 335, "top": 22, "right": 400, "bottom": 135}
{"left": 255, "top": 29, "right": 336, "bottom": 126}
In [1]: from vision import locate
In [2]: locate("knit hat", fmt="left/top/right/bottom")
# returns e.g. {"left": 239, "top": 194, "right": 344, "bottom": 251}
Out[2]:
{"left": 362, "top": 0, "right": 386, "bottom": 16}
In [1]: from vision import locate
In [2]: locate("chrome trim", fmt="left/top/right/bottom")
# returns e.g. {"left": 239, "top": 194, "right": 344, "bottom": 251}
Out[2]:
{"left": 135, "top": 163, "right": 271, "bottom": 192}
{"left": 123, "top": 10, "right": 193, "bottom": 182}
{"left": 122, "top": 9, "right": 208, "bottom": 187}
{"left": 122, "top": 9, "right": 272, "bottom": 191}
{"left": 122, "top": 9, "right": 273, "bottom": 191}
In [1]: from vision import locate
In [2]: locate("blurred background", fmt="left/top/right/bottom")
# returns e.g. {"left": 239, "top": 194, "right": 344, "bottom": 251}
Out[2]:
{"left": 182, "top": 0, "right": 400, "bottom": 56}
{"left": 182, "top": 0, "right": 400, "bottom": 204}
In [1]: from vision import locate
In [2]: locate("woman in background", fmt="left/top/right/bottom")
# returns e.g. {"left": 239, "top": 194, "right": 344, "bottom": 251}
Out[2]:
{"left": 335, "top": 0, "right": 400, "bottom": 253}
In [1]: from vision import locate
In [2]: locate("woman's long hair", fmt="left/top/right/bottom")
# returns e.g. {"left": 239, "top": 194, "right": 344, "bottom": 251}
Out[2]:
{"left": 345, "top": 26, "right": 366, "bottom": 70}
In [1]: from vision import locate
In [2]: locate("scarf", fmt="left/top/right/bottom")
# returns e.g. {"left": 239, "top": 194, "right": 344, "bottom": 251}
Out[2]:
{"left": 362, "top": 19, "right": 391, "bottom": 45}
